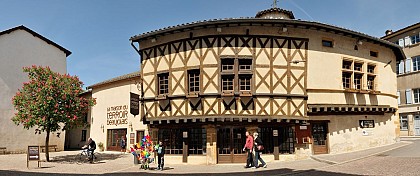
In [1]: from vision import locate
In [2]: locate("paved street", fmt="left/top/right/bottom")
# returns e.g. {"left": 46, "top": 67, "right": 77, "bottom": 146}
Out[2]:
{"left": 0, "top": 139, "right": 418, "bottom": 175}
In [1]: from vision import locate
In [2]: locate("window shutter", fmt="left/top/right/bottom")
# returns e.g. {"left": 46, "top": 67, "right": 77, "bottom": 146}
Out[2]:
{"left": 399, "top": 60, "right": 405, "bottom": 74}
{"left": 405, "top": 36, "right": 411, "bottom": 46}
{"left": 399, "top": 38, "right": 404, "bottom": 47}
{"left": 397, "top": 91, "right": 401, "bottom": 105}
{"left": 406, "top": 89, "right": 412, "bottom": 104}
{"left": 406, "top": 58, "right": 411, "bottom": 73}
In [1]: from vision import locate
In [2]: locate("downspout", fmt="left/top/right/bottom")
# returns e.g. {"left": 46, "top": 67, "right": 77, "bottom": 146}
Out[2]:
{"left": 130, "top": 40, "right": 147, "bottom": 123}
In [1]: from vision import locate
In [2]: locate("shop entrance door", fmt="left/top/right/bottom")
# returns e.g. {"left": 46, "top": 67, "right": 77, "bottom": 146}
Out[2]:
{"left": 107, "top": 129, "right": 127, "bottom": 151}
{"left": 312, "top": 122, "right": 328, "bottom": 154}
{"left": 217, "top": 127, "right": 247, "bottom": 163}
{"left": 414, "top": 116, "right": 420, "bottom": 136}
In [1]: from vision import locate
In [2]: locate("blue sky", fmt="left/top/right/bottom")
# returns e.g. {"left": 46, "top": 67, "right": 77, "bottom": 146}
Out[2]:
{"left": 1, "top": 0, "right": 419, "bottom": 88}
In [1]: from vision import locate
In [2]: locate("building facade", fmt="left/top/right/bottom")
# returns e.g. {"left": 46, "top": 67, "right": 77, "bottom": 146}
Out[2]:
{"left": 128, "top": 8, "right": 404, "bottom": 164}
{"left": 66, "top": 72, "right": 149, "bottom": 151}
{"left": 0, "top": 25, "right": 71, "bottom": 153}
{"left": 382, "top": 23, "right": 420, "bottom": 136}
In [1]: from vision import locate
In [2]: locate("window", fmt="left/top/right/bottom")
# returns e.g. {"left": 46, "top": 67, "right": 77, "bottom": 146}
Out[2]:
{"left": 413, "top": 56, "right": 420, "bottom": 72}
{"left": 354, "top": 62, "right": 363, "bottom": 72}
{"left": 367, "top": 65, "right": 375, "bottom": 73}
{"left": 367, "top": 76, "right": 375, "bottom": 90}
{"left": 414, "top": 89, "right": 420, "bottom": 104}
{"left": 158, "top": 73, "right": 169, "bottom": 95}
{"left": 406, "top": 89, "right": 412, "bottom": 104}
{"left": 221, "top": 59, "right": 234, "bottom": 72}
{"left": 397, "top": 91, "right": 401, "bottom": 105}
{"left": 342, "top": 73, "right": 351, "bottom": 89}
{"left": 400, "top": 116, "right": 408, "bottom": 130}
{"left": 158, "top": 129, "right": 183, "bottom": 154}
{"left": 222, "top": 75, "right": 234, "bottom": 92}
{"left": 354, "top": 74, "right": 362, "bottom": 90}
{"left": 370, "top": 51, "right": 378, "bottom": 57}
{"left": 411, "top": 34, "right": 420, "bottom": 45}
{"left": 322, "top": 40, "right": 333, "bottom": 47}
{"left": 188, "top": 70, "right": 200, "bottom": 93}
{"left": 343, "top": 60, "right": 352, "bottom": 69}
{"left": 81, "top": 130, "right": 87, "bottom": 141}
{"left": 189, "top": 128, "right": 206, "bottom": 155}
{"left": 239, "top": 75, "right": 252, "bottom": 91}
{"left": 239, "top": 59, "right": 252, "bottom": 71}
{"left": 220, "top": 57, "right": 253, "bottom": 94}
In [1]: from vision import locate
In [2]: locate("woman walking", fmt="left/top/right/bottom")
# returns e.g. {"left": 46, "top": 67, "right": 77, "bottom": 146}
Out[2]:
{"left": 253, "top": 132, "right": 267, "bottom": 168}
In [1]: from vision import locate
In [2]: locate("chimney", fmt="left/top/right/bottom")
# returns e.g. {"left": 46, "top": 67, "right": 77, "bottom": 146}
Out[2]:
{"left": 385, "top": 29, "right": 393, "bottom": 36}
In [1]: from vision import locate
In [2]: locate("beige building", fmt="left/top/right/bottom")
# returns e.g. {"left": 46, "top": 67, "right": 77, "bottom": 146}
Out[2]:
{"left": 66, "top": 72, "right": 148, "bottom": 151}
{"left": 126, "top": 7, "right": 405, "bottom": 164}
{"left": 382, "top": 22, "right": 420, "bottom": 136}
{"left": 0, "top": 25, "right": 71, "bottom": 153}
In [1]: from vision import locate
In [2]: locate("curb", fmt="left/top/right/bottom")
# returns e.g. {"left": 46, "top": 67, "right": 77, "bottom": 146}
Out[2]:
{"left": 309, "top": 156, "right": 337, "bottom": 165}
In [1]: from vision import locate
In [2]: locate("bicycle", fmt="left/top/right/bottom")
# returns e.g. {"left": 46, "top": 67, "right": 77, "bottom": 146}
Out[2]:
{"left": 74, "top": 149, "right": 100, "bottom": 164}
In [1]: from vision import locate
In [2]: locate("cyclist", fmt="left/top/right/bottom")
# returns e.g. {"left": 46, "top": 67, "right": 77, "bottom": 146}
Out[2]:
{"left": 85, "top": 138, "right": 96, "bottom": 163}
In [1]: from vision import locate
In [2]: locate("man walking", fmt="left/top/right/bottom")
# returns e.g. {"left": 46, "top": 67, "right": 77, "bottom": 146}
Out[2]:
{"left": 243, "top": 131, "right": 254, "bottom": 168}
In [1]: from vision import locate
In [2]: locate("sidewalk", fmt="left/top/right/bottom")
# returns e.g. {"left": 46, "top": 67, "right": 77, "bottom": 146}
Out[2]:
{"left": 0, "top": 141, "right": 411, "bottom": 175}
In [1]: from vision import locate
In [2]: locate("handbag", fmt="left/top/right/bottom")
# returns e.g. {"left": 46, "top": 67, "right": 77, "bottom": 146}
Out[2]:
{"left": 257, "top": 145, "right": 264, "bottom": 151}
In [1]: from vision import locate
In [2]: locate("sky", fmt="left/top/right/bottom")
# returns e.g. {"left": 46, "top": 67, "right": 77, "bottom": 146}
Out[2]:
{"left": 1, "top": 0, "right": 419, "bottom": 88}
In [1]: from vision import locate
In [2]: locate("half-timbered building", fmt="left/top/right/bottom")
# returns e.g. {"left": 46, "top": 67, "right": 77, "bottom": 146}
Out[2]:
{"left": 129, "top": 7, "right": 404, "bottom": 164}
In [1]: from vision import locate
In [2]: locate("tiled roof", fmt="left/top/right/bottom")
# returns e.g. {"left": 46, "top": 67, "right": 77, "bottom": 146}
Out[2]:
{"left": 255, "top": 8, "right": 295, "bottom": 19}
{"left": 130, "top": 18, "right": 405, "bottom": 60}
{"left": 87, "top": 71, "right": 140, "bottom": 89}
{"left": 381, "top": 22, "right": 420, "bottom": 40}
{"left": 0, "top": 25, "right": 71, "bottom": 57}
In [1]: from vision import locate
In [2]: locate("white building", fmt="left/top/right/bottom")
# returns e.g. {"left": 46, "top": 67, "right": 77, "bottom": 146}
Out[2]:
{"left": 0, "top": 25, "right": 71, "bottom": 153}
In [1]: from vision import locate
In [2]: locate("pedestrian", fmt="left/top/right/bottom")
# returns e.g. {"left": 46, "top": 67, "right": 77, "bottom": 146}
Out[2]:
{"left": 243, "top": 131, "right": 254, "bottom": 168}
{"left": 120, "top": 136, "right": 126, "bottom": 153}
{"left": 154, "top": 141, "right": 165, "bottom": 171}
{"left": 253, "top": 132, "right": 267, "bottom": 168}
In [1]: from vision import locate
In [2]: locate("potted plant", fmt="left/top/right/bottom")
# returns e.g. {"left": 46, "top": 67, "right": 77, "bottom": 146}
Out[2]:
{"left": 98, "top": 142, "right": 104, "bottom": 152}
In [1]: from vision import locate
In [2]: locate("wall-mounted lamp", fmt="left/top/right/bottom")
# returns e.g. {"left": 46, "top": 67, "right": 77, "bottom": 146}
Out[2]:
{"left": 100, "top": 124, "right": 104, "bottom": 133}
{"left": 129, "top": 122, "right": 133, "bottom": 129}
{"left": 217, "top": 27, "right": 222, "bottom": 33}
{"left": 151, "top": 38, "right": 156, "bottom": 43}
{"left": 357, "top": 40, "right": 363, "bottom": 45}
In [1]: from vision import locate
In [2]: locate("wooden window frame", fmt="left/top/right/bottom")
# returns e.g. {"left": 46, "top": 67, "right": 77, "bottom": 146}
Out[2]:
{"left": 188, "top": 69, "right": 200, "bottom": 94}
{"left": 158, "top": 72, "right": 169, "bottom": 96}
{"left": 220, "top": 56, "right": 253, "bottom": 96}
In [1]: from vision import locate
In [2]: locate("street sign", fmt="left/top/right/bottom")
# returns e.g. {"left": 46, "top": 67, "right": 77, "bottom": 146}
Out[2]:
{"left": 130, "top": 92, "right": 140, "bottom": 116}
{"left": 27, "top": 146, "right": 40, "bottom": 168}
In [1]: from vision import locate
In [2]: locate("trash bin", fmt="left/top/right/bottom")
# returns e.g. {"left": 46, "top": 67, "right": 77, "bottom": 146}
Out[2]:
{"left": 134, "top": 155, "right": 139, "bottom": 164}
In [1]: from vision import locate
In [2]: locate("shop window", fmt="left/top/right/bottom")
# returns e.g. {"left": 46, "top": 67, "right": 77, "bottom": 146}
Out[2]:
{"left": 188, "top": 69, "right": 200, "bottom": 93}
{"left": 400, "top": 116, "right": 408, "bottom": 131}
{"left": 342, "top": 60, "right": 352, "bottom": 70}
{"left": 158, "top": 129, "right": 183, "bottom": 154}
{"left": 158, "top": 73, "right": 169, "bottom": 95}
{"left": 322, "top": 39, "right": 333, "bottom": 47}
{"left": 81, "top": 130, "right": 87, "bottom": 142}
{"left": 370, "top": 51, "right": 378, "bottom": 57}
{"left": 188, "top": 128, "right": 206, "bottom": 155}
{"left": 258, "top": 126, "right": 295, "bottom": 154}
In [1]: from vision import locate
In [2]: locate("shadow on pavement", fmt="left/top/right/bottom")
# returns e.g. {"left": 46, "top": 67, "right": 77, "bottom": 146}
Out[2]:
{"left": 0, "top": 168, "right": 363, "bottom": 176}
{"left": 50, "top": 153, "right": 125, "bottom": 164}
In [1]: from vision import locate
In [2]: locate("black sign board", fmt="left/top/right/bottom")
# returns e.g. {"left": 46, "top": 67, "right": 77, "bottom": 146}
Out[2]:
{"left": 130, "top": 92, "right": 140, "bottom": 116}
{"left": 27, "top": 146, "right": 40, "bottom": 168}
{"left": 359, "top": 120, "right": 375, "bottom": 128}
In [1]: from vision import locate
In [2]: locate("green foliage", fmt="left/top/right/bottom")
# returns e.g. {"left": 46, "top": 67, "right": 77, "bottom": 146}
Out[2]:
{"left": 11, "top": 65, "right": 96, "bottom": 133}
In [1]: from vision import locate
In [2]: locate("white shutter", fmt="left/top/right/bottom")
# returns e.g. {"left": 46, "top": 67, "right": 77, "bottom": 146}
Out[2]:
{"left": 406, "top": 89, "right": 412, "bottom": 104}
{"left": 405, "top": 36, "right": 411, "bottom": 46}
{"left": 399, "top": 38, "right": 404, "bottom": 47}
{"left": 406, "top": 58, "right": 412, "bottom": 73}
{"left": 399, "top": 60, "right": 405, "bottom": 74}
{"left": 397, "top": 91, "right": 401, "bottom": 105}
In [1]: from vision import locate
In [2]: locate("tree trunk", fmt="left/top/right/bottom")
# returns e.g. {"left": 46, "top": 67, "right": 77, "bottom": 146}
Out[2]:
{"left": 45, "top": 128, "right": 50, "bottom": 162}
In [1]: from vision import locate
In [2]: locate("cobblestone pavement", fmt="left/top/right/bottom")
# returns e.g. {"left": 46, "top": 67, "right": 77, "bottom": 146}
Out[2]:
{"left": 0, "top": 140, "right": 417, "bottom": 176}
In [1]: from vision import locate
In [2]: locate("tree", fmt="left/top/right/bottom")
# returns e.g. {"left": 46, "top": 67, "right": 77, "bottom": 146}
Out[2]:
{"left": 12, "top": 65, "right": 96, "bottom": 161}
